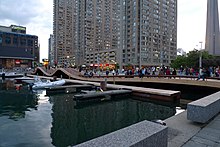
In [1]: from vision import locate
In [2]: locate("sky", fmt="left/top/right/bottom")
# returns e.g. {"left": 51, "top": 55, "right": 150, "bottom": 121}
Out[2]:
{"left": 0, "top": 0, "right": 218, "bottom": 61}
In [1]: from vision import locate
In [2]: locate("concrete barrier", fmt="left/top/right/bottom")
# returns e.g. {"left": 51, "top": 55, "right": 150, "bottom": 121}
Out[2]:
{"left": 187, "top": 91, "right": 220, "bottom": 123}
{"left": 75, "top": 120, "right": 168, "bottom": 147}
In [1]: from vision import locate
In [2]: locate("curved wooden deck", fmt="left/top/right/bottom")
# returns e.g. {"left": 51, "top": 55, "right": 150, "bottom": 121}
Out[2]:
{"left": 32, "top": 67, "right": 220, "bottom": 89}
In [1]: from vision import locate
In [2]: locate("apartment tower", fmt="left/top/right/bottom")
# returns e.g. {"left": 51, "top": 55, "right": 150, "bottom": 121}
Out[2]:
{"left": 123, "top": 0, "right": 177, "bottom": 67}
{"left": 53, "top": 0, "right": 177, "bottom": 68}
{"left": 78, "top": 0, "right": 122, "bottom": 66}
{"left": 205, "top": 0, "right": 220, "bottom": 55}
{"left": 48, "top": 34, "right": 55, "bottom": 66}
{"left": 53, "top": 0, "right": 77, "bottom": 66}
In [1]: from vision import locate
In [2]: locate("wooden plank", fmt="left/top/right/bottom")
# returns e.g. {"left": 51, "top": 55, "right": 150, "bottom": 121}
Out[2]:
{"left": 64, "top": 79, "right": 181, "bottom": 97}
{"left": 46, "top": 84, "right": 94, "bottom": 90}
{"left": 74, "top": 89, "right": 132, "bottom": 100}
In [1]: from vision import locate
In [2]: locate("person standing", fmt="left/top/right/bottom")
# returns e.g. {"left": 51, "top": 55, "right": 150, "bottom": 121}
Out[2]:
{"left": 197, "top": 67, "right": 205, "bottom": 81}
{"left": 112, "top": 69, "right": 116, "bottom": 76}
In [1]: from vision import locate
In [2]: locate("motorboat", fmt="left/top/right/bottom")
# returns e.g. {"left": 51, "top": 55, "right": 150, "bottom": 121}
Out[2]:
{"left": 31, "top": 79, "right": 66, "bottom": 90}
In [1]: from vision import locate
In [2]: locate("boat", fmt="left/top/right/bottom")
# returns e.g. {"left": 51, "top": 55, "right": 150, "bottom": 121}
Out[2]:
{"left": 0, "top": 72, "right": 23, "bottom": 78}
{"left": 14, "top": 76, "right": 35, "bottom": 84}
{"left": 31, "top": 79, "right": 66, "bottom": 90}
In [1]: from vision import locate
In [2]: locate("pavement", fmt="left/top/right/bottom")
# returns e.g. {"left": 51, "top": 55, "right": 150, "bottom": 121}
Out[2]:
{"left": 182, "top": 114, "right": 220, "bottom": 147}
{"left": 165, "top": 111, "right": 220, "bottom": 147}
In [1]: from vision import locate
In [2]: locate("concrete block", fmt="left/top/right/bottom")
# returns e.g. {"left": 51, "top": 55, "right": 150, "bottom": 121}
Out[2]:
{"left": 75, "top": 120, "right": 168, "bottom": 147}
{"left": 187, "top": 91, "right": 220, "bottom": 123}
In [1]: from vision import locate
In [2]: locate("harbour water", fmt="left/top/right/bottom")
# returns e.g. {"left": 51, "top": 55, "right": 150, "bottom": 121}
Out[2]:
{"left": 0, "top": 80, "right": 176, "bottom": 146}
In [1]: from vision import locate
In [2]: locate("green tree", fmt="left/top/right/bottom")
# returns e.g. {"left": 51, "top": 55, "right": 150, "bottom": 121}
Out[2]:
{"left": 171, "top": 49, "right": 217, "bottom": 69}
{"left": 170, "top": 55, "right": 187, "bottom": 69}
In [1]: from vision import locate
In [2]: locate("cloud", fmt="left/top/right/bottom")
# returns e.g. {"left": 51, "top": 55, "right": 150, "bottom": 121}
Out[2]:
{"left": 0, "top": 0, "right": 53, "bottom": 60}
{"left": 0, "top": 0, "right": 41, "bottom": 25}
{"left": 177, "top": 0, "right": 207, "bottom": 52}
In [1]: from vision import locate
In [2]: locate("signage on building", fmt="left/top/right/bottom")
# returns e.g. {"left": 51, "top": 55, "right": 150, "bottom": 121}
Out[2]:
{"left": 15, "top": 60, "right": 21, "bottom": 64}
{"left": 11, "top": 25, "right": 26, "bottom": 31}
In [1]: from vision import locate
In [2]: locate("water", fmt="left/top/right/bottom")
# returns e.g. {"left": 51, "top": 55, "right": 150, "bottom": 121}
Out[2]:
{"left": 0, "top": 80, "right": 176, "bottom": 146}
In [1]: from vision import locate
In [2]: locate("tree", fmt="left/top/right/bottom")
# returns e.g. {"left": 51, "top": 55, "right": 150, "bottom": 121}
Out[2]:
{"left": 170, "top": 55, "right": 187, "bottom": 69}
{"left": 170, "top": 49, "right": 217, "bottom": 70}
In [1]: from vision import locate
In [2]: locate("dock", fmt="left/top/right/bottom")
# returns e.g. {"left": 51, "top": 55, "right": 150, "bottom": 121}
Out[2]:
{"left": 74, "top": 89, "right": 132, "bottom": 101}
{"left": 28, "top": 76, "right": 181, "bottom": 103}
{"left": 46, "top": 84, "right": 95, "bottom": 95}
{"left": 64, "top": 79, "right": 181, "bottom": 103}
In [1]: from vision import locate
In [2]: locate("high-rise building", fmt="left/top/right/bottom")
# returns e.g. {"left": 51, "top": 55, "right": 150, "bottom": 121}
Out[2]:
{"left": 53, "top": 0, "right": 177, "bottom": 68}
{"left": 78, "top": 0, "right": 122, "bottom": 67}
{"left": 205, "top": 0, "right": 220, "bottom": 55}
{"left": 53, "top": 0, "right": 77, "bottom": 66}
{"left": 124, "top": 0, "right": 177, "bottom": 67}
{"left": 0, "top": 25, "right": 39, "bottom": 69}
{"left": 48, "top": 34, "right": 55, "bottom": 66}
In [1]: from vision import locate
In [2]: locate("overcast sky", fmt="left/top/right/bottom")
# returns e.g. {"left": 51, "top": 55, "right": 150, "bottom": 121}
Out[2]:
{"left": 0, "top": 0, "right": 218, "bottom": 61}
{"left": 0, "top": 0, "right": 53, "bottom": 61}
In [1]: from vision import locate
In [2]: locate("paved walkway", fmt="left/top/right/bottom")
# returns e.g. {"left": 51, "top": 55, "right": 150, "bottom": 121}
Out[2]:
{"left": 166, "top": 111, "right": 220, "bottom": 147}
{"left": 182, "top": 114, "right": 220, "bottom": 147}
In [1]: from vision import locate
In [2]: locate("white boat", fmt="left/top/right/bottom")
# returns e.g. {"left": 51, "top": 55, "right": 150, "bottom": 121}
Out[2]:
{"left": 0, "top": 72, "right": 23, "bottom": 78}
{"left": 14, "top": 76, "right": 35, "bottom": 84}
{"left": 31, "top": 79, "right": 66, "bottom": 90}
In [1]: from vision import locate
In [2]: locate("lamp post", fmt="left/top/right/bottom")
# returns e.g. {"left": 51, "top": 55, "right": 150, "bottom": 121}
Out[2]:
{"left": 199, "top": 42, "right": 203, "bottom": 68}
{"left": 66, "top": 56, "right": 70, "bottom": 68}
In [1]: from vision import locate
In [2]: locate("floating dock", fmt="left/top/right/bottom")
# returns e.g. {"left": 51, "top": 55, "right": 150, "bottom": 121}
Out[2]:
{"left": 30, "top": 76, "right": 181, "bottom": 103}
{"left": 74, "top": 89, "right": 132, "bottom": 101}
{"left": 64, "top": 79, "right": 181, "bottom": 103}
{"left": 46, "top": 84, "right": 95, "bottom": 95}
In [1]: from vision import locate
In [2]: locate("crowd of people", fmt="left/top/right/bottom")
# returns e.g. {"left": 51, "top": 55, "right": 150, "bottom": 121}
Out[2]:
{"left": 80, "top": 65, "right": 220, "bottom": 81}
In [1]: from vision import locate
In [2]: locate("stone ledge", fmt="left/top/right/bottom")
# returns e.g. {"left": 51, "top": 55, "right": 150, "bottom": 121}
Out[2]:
{"left": 75, "top": 120, "right": 168, "bottom": 147}
{"left": 187, "top": 91, "right": 220, "bottom": 123}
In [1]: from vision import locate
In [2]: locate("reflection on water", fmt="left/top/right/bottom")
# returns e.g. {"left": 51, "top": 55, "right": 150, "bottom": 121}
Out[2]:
{"left": 0, "top": 80, "right": 176, "bottom": 146}
{"left": 0, "top": 80, "right": 38, "bottom": 121}
{"left": 50, "top": 95, "right": 176, "bottom": 146}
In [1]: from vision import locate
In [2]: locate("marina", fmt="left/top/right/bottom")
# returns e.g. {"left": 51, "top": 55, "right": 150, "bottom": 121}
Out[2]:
{"left": 0, "top": 79, "right": 177, "bottom": 146}
{"left": 0, "top": 71, "right": 220, "bottom": 146}
{"left": 29, "top": 75, "right": 181, "bottom": 103}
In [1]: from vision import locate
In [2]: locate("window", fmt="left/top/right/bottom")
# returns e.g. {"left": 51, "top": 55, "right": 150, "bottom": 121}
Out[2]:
{"left": 5, "top": 36, "right": 11, "bottom": 44}
{"left": 20, "top": 38, "right": 26, "bottom": 46}
{"left": 13, "top": 37, "right": 18, "bottom": 45}
{"left": 28, "top": 39, "right": 33, "bottom": 46}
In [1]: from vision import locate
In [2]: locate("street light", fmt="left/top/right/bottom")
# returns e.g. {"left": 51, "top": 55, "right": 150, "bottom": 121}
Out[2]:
{"left": 66, "top": 56, "right": 70, "bottom": 67}
{"left": 199, "top": 42, "right": 203, "bottom": 68}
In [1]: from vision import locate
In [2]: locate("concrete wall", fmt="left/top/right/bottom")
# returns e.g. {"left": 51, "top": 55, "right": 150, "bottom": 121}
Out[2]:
{"left": 187, "top": 91, "right": 220, "bottom": 123}
{"left": 75, "top": 120, "right": 168, "bottom": 147}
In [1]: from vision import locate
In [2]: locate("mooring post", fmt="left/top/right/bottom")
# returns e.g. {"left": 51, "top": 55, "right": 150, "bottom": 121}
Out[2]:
{"left": 100, "top": 78, "right": 107, "bottom": 91}
{"left": 2, "top": 73, "right": 5, "bottom": 80}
